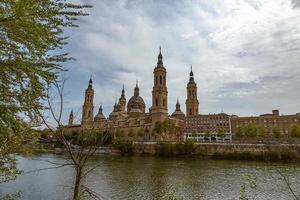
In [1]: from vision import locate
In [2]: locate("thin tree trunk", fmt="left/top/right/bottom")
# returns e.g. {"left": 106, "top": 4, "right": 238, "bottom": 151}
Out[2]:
{"left": 73, "top": 166, "right": 82, "bottom": 200}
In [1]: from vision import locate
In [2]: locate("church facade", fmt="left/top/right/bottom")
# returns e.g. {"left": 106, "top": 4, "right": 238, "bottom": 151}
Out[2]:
{"left": 66, "top": 49, "right": 186, "bottom": 141}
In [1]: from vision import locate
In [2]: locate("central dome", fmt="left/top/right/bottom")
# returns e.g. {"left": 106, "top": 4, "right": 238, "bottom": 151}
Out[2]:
{"left": 127, "top": 83, "right": 145, "bottom": 113}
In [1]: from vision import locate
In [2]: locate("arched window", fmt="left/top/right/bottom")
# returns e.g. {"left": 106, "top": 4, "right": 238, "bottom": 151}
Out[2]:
{"left": 163, "top": 76, "right": 166, "bottom": 85}
{"left": 163, "top": 99, "right": 165, "bottom": 106}
{"left": 156, "top": 98, "right": 158, "bottom": 106}
{"left": 88, "top": 110, "right": 91, "bottom": 117}
{"left": 90, "top": 96, "right": 92, "bottom": 103}
{"left": 160, "top": 76, "right": 162, "bottom": 84}
{"left": 192, "top": 90, "right": 195, "bottom": 96}
{"left": 155, "top": 76, "right": 158, "bottom": 85}
{"left": 189, "top": 91, "right": 191, "bottom": 97}
{"left": 189, "top": 109, "right": 192, "bottom": 115}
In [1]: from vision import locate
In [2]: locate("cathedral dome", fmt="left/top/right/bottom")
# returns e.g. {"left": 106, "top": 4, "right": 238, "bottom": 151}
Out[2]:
{"left": 127, "top": 96, "right": 145, "bottom": 113}
{"left": 127, "top": 83, "right": 145, "bottom": 113}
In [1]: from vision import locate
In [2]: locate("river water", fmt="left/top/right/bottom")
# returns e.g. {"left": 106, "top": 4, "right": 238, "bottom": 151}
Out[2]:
{"left": 0, "top": 154, "right": 299, "bottom": 200}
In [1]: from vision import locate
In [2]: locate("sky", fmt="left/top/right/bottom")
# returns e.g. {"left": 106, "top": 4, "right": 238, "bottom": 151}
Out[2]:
{"left": 60, "top": 0, "right": 300, "bottom": 124}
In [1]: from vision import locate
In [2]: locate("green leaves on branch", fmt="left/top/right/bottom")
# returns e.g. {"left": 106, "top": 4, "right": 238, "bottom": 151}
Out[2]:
{"left": 0, "top": 0, "right": 90, "bottom": 187}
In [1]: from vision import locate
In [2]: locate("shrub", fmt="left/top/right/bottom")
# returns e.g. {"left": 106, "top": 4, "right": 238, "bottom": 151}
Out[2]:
{"left": 112, "top": 138, "right": 134, "bottom": 155}
{"left": 217, "top": 129, "right": 225, "bottom": 138}
{"left": 289, "top": 125, "right": 300, "bottom": 138}
{"left": 257, "top": 126, "right": 267, "bottom": 138}
{"left": 244, "top": 125, "right": 257, "bottom": 138}
{"left": 128, "top": 129, "right": 135, "bottom": 138}
{"left": 272, "top": 127, "right": 281, "bottom": 138}
{"left": 115, "top": 128, "right": 124, "bottom": 139}
{"left": 235, "top": 127, "right": 244, "bottom": 138}
{"left": 156, "top": 141, "right": 195, "bottom": 157}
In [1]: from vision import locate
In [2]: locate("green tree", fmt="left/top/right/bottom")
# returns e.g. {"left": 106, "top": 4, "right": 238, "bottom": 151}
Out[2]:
{"left": 272, "top": 127, "right": 281, "bottom": 138}
{"left": 0, "top": 0, "right": 90, "bottom": 198}
{"left": 257, "top": 126, "right": 267, "bottom": 138}
{"left": 236, "top": 126, "right": 244, "bottom": 138}
{"left": 128, "top": 128, "right": 135, "bottom": 138}
{"left": 115, "top": 128, "right": 124, "bottom": 139}
{"left": 217, "top": 129, "right": 225, "bottom": 138}
{"left": 289, "top": 125, "right": 300, "bottom": 138}
{"left": 191, "top": 130, "right": 197, "bottom": 138}
{"left": 137, "top": 128, "right": 144, "bottom": 138}
{"left": 244, "top": 125, "right": 258, "bottom": 138}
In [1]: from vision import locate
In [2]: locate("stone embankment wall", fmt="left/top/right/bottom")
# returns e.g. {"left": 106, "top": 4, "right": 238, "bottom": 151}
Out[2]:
{"left": 133, "top": 143, "right": 300, "bottom": 161}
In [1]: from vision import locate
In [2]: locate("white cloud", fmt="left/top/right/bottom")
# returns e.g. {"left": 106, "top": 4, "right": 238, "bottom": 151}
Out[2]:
{"left": 62, "top": 0, "right": 300, "bottom": 119}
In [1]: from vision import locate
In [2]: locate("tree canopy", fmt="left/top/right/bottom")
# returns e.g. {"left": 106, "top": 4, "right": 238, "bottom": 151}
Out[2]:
{"left": 0, "top": 0, "right": 90, "bottom": 186}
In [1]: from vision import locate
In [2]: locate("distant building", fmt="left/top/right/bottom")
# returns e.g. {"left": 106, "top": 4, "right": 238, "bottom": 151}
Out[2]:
{"left": 231, "top": 110, "right": 300, "bottom": 135}
{"left": 185, "top": 113, "right": 232, "bottom": 134}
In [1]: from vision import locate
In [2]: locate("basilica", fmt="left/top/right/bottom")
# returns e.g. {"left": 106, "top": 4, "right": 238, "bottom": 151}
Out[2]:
{"left": 66, "top": 48, "right": 200, "bottom": 141}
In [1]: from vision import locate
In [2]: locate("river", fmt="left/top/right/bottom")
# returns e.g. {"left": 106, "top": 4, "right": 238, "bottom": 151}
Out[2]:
{"left": 0, "top": 154, "right": 299, "bottom": 200}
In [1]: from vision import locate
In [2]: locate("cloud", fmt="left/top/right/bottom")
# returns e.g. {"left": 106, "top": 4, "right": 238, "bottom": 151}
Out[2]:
{"left": 61, "top": 0, "right": 300, "bottom": 121}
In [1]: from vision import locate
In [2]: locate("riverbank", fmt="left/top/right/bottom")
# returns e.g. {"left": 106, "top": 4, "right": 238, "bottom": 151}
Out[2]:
{"left": 133, "top": 142, "right": 300, "bottom": 162}
{"left": 37, "top": 142, "right": 300, "bottom": 162}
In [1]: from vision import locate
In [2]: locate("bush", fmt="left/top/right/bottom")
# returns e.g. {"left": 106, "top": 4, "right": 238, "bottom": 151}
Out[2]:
{"left": 217, "top": 129, "right": 225, "bottom": 138}
{"left": 272, "top": 127, "right": 281, "bottom": 138}
{"left": 257, "top": 126, "right": 267, "bottom": 138}
{"left": 235, "top": 127, "right": 244, "bottom": 138}
{"left": 112, "top": 138, "right": 133, "bottom": 155}
{"left": 289, "top": 125, "right": 300, "bottom": 138}
{"left": 156, "top": 141, "right": 195, "bottom": 157}
{"left": 244, "top": 125, "right": 257, "bottom": 138}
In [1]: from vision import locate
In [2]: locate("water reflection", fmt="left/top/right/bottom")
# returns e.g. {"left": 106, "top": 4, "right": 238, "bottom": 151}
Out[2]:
{"left": 0, "top": 154, "right": 299, "bottom": 200}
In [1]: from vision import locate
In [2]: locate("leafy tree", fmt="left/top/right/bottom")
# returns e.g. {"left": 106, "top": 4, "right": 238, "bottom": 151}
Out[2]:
{"left": 0, "top": 0, "right": 90, "bottom": 198}
{"left": 191, "top": 130, "right": 197, "bottom": 138}
{"left": 236, "top": 126, "right": 244, "bottom": 138}
{"left": 115, "top": 128, "right": 124, "bottom": 139}
{"left": 128, "top": 128, "right": 135, "bottom": 138}
{"left": 137, "top": 128, "right": 144, "bottom": 138}
{"left": 257, "top": 126, "right": 267, "bottom": 138}
{"left": 289, "top": 125, "right": 300, "bottom": 138}
{"left": 272, "top": 127, "right": 281, "bottom": 138}
{"left": 217, "top": 129, "right": 225, "bottom": 138}
{"left": 244, "top": 125, "right": 258, "bottom": 138}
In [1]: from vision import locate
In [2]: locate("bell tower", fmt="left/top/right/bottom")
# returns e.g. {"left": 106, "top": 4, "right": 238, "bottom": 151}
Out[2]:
{"left": 186, "top": 65, "right": 199, "bottom": 116}
{"left": 68, "top": 109, "right": 74, "bottom": 126}
{"left": 118, "top": 85, "right": 126, "bottom": 112}
{"left": 81, "top": 76, "right": 94, "bottom": 125}
{"left": 151, "top": 47, "right": 168, "bottom": 125}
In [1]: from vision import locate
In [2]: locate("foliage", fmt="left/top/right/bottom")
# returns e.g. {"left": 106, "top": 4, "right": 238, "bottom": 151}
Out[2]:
{"left": 137, "top": 128, "right": 144, "bottom": 138}
{"left": 0, "top": 0, "right": 90, "bottom": 193}
{"left": 272, "top": 127, "right": 281, "bottom": 138}
{"left": 236, "top": 127, "right": 244, "bottom": 138}
{"left": 257, "top": 126, "right": 266, "bottom": 138}
{"left": 153, "top": 120, "right": 168, "bottom": 135}
{"left": 217, "top": 129, "right": 225, "bottom": 138}
{"left": 244, "top": 125, "right": 258, "bottom": 138}
{"left": 112, "top": 138, "right": 134, "bottom": 156}
{"left": 128, "top": 129, "right": 135, "bottom": 138}
{"left": 115, "top": 128, "right": 124, "bottom": 139}
{"left": 289, "top": 125, "right": 300, "bottom": 138}
{"left": 191, "top": 130, "right": 197, "bottom": 138}
{"left": 156, "top": 140, "right": 195, "bottom": 157}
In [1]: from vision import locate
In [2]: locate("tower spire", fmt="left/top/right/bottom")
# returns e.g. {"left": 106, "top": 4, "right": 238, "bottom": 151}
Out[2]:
{"left": 88, "top": 74, "right": 93, "bottom": 88}
{"left": 157, "top": 46, "right": 163, "bottom": 66}
{"left": 134, "top": 80, "right": 139, "bottom": 96}
{"left": 189, "top": 65, "right": 194, "bottom": 82}
{"left": 121, "top": 84, "right": 125, "bottom": 97}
